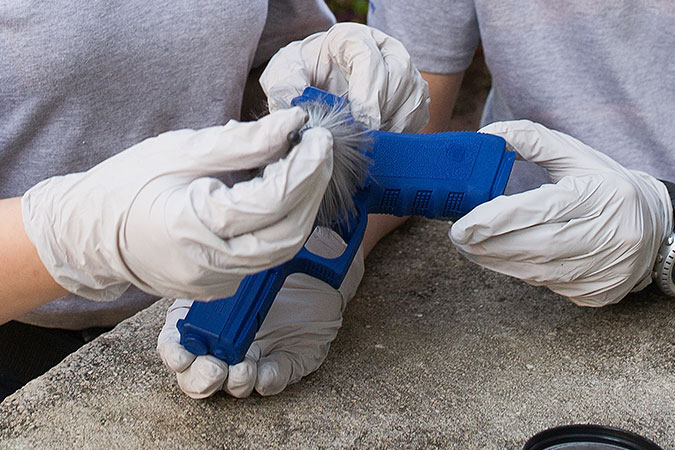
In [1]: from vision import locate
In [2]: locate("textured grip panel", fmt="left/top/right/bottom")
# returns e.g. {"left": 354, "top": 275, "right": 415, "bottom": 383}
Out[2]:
{"left": 365, "top": 130, "right": 513, "bottom": 219}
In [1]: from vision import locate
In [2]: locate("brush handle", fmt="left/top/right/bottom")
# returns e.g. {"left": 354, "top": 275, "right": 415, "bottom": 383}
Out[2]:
{"left": 178, "top": 87, "right": 515, "bottom": 365}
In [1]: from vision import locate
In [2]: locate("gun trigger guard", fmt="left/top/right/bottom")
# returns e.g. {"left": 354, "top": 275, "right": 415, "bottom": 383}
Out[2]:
{"left": 291, "top": 192, "right": 369, "bottom": 290}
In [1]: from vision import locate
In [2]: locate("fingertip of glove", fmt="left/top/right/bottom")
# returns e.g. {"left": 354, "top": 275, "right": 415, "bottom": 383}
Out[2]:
{"left": 225, "top": 358, "right": 257, "bottom": 398}
{"left": 267, "top": 106, "right": 308, "bottom": 129}
{"left": 175, "top": 356, "right": 228, "bottom": 399}
{"left": 290, "top": 128, "right": 334, "bottom": 173}
{"left": 298, "top": 127, "right": 333, "bottom": 149}
{"left": 448, "top": 222, "right": 470, "bottom": 246}
{"left": 228, "top": 359, "right": 256, "bottom": 385}
{"left": 194, "top": 355, "right": 229, "bottom": 380}
{"left": 255, "top": 361, "right": 286, "bottom": 397}
{"left": 180, "top": 388, "right": 213, "bottom": 400}
{"left": 291, "top": 105, "right": 310, "bottom": 124}
{"left": 158, "top": 342, "right": 196, "bottom": 372}
{"left": 479, "top": 119, "right": 534, "bottom": 136}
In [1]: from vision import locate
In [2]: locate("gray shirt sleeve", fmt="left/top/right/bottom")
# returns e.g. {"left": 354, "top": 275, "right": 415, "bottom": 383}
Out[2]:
{"left": 2, "top": 0, "right": 333, "bottom": 329}
{"left": 253, "top": 0, "right": 336, "bottom": 68}
{"left": 367, "top": 0, "right": 480, "bottom": 74}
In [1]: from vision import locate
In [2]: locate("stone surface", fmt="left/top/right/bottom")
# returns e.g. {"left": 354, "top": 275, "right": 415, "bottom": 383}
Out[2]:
{"left": 0, "top": 218, "right": 673, "bottom": 449}
{"left": 2, "top": 51, "right": 673, "bottom": 449}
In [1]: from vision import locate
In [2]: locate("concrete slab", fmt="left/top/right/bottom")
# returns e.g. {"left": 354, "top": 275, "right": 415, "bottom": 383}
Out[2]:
{"left": 0, "top": 218, "right": 673, "bottom": 449}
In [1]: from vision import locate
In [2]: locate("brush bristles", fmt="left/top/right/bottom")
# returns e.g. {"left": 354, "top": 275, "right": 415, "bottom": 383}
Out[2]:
{"left": 294, "top": 99, "right": 372, "bottom": 227}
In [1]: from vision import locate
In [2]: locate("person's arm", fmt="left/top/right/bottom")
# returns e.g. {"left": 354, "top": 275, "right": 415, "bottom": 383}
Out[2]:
{"left": 417, "top": 71, "right": 465, "bottom": 133}
{"left": 362, "top": 70, "right": 465, "bottom": 256}
{"left": 3, "top": 108, "right": 333, "bottom": 324}
{"left": 0, "top": 197, "right": 69, "bottom": 324}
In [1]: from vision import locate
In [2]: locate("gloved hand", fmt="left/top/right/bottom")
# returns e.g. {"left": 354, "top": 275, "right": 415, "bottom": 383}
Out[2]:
{"left": 260, "top": 22, "right": 429, "bottom": 134}
{"left": 21, "top": 108, "right": 334, "bottom": 302}
{"left": 157, "top": 227, "right": 364, "bottom": 398}
{"left": 450, "top": 120, "right": 673, "bottom": 307}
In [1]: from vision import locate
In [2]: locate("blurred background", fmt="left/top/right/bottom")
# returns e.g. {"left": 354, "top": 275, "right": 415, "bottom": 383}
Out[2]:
{"left": 326, "top": 0, "right": 369, "bottom": 23}
{"left": 325, "top": 0, "right": 491, "bottom": 131}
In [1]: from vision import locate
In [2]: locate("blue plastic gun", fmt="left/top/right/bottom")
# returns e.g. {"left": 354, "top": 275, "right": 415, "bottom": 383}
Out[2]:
{"left": 177, "top": 87, "right": 515, "bottom": 364}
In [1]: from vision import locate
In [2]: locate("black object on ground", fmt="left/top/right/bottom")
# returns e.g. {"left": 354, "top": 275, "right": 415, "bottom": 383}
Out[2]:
{"left": 523, "top": 424, "right": 663, "bottom": 450}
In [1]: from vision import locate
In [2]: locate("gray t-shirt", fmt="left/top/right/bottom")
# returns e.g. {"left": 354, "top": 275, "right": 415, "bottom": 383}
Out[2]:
{"left": 369, "top": 1, "right": 675, "bottom": 193}
{"left": 1, "top": 0, "right": 334, "bottom": 329}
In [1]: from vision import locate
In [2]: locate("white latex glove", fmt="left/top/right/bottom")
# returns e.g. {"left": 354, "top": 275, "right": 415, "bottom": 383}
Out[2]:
{"left": 157, "top": 227, "right": 364, "bottom": 398}
{"left": 260, "top": 22, "right": 429, "bottom": 134}
{"left": 450, "top": 120, "right": 673, "bottom": 307}
{"left": 22, "top": 108, "right": 334, "bottom": 302}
